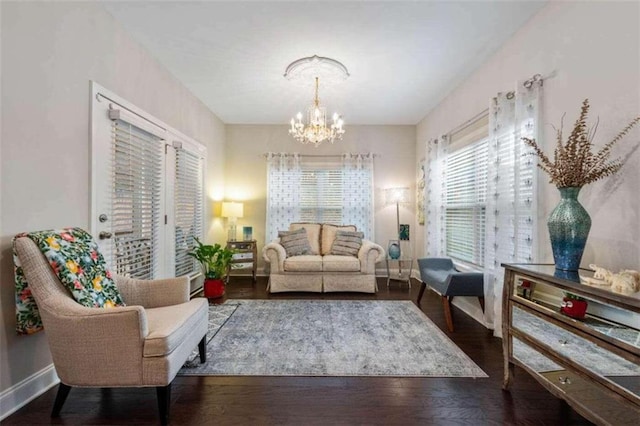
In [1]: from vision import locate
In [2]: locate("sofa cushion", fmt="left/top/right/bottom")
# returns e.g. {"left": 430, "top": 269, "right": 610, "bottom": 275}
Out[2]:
{"left": 323, "top": 255, "right": 361, "bottom": 272}
{"left": 283, "top": 255, "right": 323, "bottom": 272}
{"left": 321, "top": 224, "right": 357, "bottom": 255}
{"left": 331, "top": 230, "right": 363, "bottom": 257}
{"left": 279, "top": 228, "right": 313, "bottom": 257}
{"left": 289, "top": 223, "right": 321, "bottom": 254}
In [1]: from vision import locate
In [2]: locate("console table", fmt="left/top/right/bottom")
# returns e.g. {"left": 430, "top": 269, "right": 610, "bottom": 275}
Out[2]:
{"left": 502, "top": 264, "right": 640, "bottom": 425}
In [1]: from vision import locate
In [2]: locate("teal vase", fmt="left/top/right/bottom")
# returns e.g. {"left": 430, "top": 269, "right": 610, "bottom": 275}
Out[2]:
{"left": 548, "top": 187, "right": 591, "bottom": 271}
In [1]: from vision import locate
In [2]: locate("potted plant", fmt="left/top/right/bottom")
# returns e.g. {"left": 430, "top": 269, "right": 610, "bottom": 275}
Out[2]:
{"left": 188, "top": 237, "right": 235, "bottom": 298}
{"left": 560, "top": 293, "right": 588, "bottom": 319}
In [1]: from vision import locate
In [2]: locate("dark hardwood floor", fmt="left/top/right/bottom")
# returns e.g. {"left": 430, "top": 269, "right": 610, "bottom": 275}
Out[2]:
{"left": 3, "top": 276, "right": 592, "bottom": 425}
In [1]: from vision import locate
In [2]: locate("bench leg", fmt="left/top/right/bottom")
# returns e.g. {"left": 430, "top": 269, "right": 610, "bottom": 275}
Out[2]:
{"left": 478, "top": 296, "right": 485, "bottom": 312}
{"left": 416, "top": 282, "right": 427, "bottom": 306}
{"left": 443, "top": 296, "right": 454, "bottom": 332}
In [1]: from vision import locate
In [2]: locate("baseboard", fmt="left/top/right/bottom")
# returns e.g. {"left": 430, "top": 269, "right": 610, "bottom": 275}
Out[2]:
{"left": 0, "top": 364, "right": 59, "bottom": 421}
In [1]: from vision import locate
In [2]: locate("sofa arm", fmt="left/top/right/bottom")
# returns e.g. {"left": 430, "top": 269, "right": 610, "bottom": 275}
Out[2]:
{"left": 263, "top": 242, "right": 286, "bottom": 273}
{"left": 114, "top": 274, "right": 190, "bottom": 308}
{"left": 358, "top": 240, "right": 385, "bottom": 273}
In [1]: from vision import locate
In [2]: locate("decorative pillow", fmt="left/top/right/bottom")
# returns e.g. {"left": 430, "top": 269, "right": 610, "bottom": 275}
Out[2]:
{"left": 22, "top": 228, "right": 126, "bottom": 309}
{"left": 278, "top": 228, "right": 314, "bottom": 257}
{"left": 321, "top": 224, "right": 357, "bottom": 255}
{"left": 331, "top": 230, "right": 364, "bottom": 257}
{"left": 289, "top": 223, "right": 321, "bottom": 254}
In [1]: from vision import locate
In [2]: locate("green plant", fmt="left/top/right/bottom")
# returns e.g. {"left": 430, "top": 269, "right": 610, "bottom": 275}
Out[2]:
{"left": 522, "top": 99, "right": 639, "bottom": 188}
{"left": 187, "top": 237, "right": 235, "bottom": 279}
{"left": 564, "top": 292, "right": 586, "bottom": 301}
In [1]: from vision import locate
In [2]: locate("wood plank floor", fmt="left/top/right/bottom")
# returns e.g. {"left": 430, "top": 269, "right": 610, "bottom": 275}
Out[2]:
{"left": 3, "top": 276, "right": 592, "bottom": 425}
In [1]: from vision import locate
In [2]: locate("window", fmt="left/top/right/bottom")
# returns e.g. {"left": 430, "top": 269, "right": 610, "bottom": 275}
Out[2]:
{"left": 91, "top": 82, "right": 206, "bottom": 284}
{"left": 443, "top": 138, "right": 488, "bottom": 265}
{"left": 300, "top": 166, "right": 342, "bottom": 224}
{"left": 111, "top": 118, "right": 164, "bottom": 279}
{"left": 265, "top": 153, "right": 374, "bottom": 242}
{"left": 173, "top": 144, "right": 205, "bottom": 277}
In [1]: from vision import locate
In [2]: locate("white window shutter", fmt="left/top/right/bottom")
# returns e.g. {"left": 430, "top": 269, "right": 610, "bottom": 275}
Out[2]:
{"left": 110, "top": 118, "right": 164, "bottom": 279}
{"left": 174, "top": 146, "right": 205, "bottom": 277}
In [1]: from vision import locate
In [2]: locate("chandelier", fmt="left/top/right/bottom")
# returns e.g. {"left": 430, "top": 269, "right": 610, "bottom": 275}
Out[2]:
{"left": 285, "top": 55, "right": 349, "bottom": 147}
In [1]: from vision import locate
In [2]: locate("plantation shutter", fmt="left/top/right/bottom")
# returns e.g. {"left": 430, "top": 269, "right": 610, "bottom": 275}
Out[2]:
{"left": 299, "top": 166, "right": 343, "bottom": 224}
{"left": 174, "top": 144, "right": 205, "bottom": 277}
{"left": 109, "top": 113, "right": 164, "bottom": 279}
{"left": 443, "top": 138, "right": 488, "bottom": 265}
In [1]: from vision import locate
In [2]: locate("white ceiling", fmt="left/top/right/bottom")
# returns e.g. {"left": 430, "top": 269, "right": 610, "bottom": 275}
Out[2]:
{"left": 102, "top": 1, "right": 546, "bottom": 125}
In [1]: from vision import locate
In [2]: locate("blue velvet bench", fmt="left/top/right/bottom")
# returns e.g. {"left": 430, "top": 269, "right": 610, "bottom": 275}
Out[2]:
{"left": 417, "top": 258, "right": 484, "bottom": 332}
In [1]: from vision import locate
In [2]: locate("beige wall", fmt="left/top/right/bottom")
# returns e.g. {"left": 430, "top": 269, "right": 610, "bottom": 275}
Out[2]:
{"left": 225, "top": 124, "right": 416, "bottom": 272}
{"left": 0, "top": 1, "right": 225, "bottom": 404}
{"left": 416, "top": 1, "right": 640, "bottom": 270}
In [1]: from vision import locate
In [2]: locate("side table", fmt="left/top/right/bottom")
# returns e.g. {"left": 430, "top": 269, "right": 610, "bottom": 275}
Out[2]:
{"left": 386, "top": 257, "right": 413, "bottom": 288}
{"left": 226, "top": 240, "right": 257, "bottom": 283}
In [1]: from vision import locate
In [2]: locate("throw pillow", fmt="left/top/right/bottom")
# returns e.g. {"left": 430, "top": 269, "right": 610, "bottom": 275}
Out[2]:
{"left": 331, "top": 230, "right": 364, "bottom": 257}
{"left": 321, "top": 224, "right": 357, "bottom": 255}
{"left": 278, "top": 228, "right": 314, "bottom": 257}
{"left": 289, "top": 223, "right": 321, "bottom": 254}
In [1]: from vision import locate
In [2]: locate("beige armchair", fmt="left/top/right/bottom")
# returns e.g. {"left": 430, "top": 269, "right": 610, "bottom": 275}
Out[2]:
{"left": 14, "top": 237, "right": 209, "bottom": 425}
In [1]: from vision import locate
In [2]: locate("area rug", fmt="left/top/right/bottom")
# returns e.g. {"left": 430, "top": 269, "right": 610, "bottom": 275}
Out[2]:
{"left": 179, "top": 299, "right": 487, "bottom": 378}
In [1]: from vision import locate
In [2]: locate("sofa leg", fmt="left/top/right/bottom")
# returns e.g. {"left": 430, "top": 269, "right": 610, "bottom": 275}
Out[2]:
{"left": 51, "top": 383, "right": 71, "bottom": 417}
{"left": 478, "top": 296, "right": 485, "bottom": 312}
{"left": 417, "top": 282, "right": 427, "bottom": 306}
{"left": 442, "top": 296, "right": 454, "bottom": 332}
{"left": 198, "top": 335, "right": 207, "bottom": 363}
{"left": 156, "top": 384, "right": 171, "bottom": 425}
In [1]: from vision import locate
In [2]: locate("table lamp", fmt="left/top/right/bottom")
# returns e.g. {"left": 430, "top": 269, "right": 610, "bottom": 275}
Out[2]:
{"left": 221, "top": 201, "right": 244, "bottom": 241}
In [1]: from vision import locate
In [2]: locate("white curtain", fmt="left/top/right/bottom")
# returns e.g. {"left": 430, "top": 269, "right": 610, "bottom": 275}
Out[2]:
{"left": 265, "top": 153, "right": 301, "bottom": 243}
{"left": 424, "top": 136, "right": 449, "bottom": 257}
{"left": 485, "top": 78, "right": 542, "bottom": 336}
{"left": 341, "top": 153, "right": 374, "bottom": 239}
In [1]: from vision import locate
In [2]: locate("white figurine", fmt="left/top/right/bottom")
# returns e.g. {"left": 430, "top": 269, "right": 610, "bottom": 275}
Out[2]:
{"left": 584, "top": 264, "right": 640, "bottom": 295}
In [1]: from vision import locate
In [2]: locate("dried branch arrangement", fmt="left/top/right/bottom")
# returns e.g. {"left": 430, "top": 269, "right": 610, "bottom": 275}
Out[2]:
{"left": 522, "top": 99, "right": 640, "bottom": 188}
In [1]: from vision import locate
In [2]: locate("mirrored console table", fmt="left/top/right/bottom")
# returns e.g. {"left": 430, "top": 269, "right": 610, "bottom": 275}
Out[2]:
{"left": 502, "top": 264, "right": 640, "bottom": 425}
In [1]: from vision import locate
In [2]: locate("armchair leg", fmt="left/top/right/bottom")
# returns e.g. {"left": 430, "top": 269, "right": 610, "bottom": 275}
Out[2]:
{"left": 417, "top": 282, "right": 427, "bottom": 306}
{"left": 442, "top": 296, "right": 454, "bottom": 333}
{"left": 478, "top": 296, "right": 485, "bottom": 312}
{"left": 51, "top": 383, "right": 71, "bottom": 417}
{"left": 198, "top": 335, "right": 207, "bottom": 363}
{"left": 156, "top": 384, "right": 172, "bottom": 425}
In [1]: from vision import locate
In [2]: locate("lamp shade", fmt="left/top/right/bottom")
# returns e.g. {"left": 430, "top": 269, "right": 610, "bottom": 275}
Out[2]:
{"left": 221, "top": 202, "right": 244, "bottom": 219}
{"left": 384, "top": 187, "right": 410, "bottom": 205}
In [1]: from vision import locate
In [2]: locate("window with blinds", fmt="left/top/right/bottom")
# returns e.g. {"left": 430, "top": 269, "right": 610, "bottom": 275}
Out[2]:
{"left": 443, "top": 137, "right": 488, "bottom": 266}
{"left": 111, "top": 119, "right": 163, "bottom": 279}
{"left": 174, "top": 146, "right": 204, "bottom": 277}
{"left": 299, "top": 166, "right": 343, "bottom": 224}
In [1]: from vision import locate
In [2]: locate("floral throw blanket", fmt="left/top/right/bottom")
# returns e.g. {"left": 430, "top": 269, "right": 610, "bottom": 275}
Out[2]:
{"left": 14, "top": 228, "right": 126, "bottom": 335}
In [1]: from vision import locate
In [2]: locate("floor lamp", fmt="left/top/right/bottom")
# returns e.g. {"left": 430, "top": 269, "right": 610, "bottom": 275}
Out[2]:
{"left": 384, "top": 187, "right": 410, "bottom": 238}
{"left": 384, "top": 187, "right": 410, "bottom": 260}
{"left": 221, "top": 201, "right": 244, "bottom": 241}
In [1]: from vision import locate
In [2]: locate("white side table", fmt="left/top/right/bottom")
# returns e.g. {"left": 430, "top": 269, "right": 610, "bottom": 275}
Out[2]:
{"left": 385, "top": 257, "right": 413, "bottom": 288}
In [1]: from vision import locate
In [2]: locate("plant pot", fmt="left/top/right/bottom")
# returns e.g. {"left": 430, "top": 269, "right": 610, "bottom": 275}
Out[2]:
{"left": 204, "top": 278, "right": 225, "bottom": 298}
{"left": 560, "top": 297, "right": 588, "bottom": 319}
{"left": 548, "top": 187, "right": 591, "bottom": 271}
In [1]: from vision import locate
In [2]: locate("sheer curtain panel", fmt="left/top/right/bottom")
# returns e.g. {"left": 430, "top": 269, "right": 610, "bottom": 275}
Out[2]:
{"left": 341, "top": 153, "right": 374, "bottom": 239}
{"left": 484, "top": 78, "right": 541, "bottom": 336}
{"left": 265, "top": 153, "right": 301, "bottom": 243}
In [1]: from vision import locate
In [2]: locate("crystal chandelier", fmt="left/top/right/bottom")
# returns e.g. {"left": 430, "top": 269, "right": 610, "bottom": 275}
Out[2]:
{"left": 288, "top": 77, "right": 344, "bottom": 146}
{"left": 285, "top": 55, "right": 348, "bottom": 147}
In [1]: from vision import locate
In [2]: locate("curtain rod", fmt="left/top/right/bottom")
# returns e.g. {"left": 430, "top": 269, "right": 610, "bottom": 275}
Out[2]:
{"left": 263, "top": 153, "right": 378, "bottom": 158}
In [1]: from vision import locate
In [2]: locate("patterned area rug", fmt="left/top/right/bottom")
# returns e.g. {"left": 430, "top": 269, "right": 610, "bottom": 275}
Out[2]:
{"left": 179, "top": 300, "right": 487, "bottom": 377}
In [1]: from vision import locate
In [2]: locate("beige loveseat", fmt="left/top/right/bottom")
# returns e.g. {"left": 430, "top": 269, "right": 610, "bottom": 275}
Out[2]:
{"left": 262, "top": 223, "right": 385, "bottom": 293}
